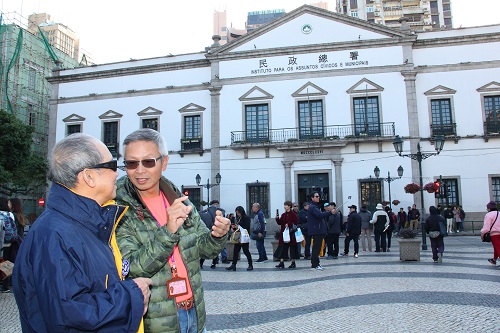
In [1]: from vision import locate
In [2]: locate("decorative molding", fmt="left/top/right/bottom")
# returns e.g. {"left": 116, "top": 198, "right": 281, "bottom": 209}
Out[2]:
{"left": 239, "top": 86, "right": 274, "bottom": 101}
{"left": 178, "top": 103, "right": 206, "bottom": 113}
{"left": 424, "top": 85, "right": 457, "bottom": 96}
{"left": 62, "top": 113, "right": 85, "bottom": 122}
{"left": 99, "top": 110, "right": 123, "bottom": 119}
{"left": 137, "top": 106, "right": 163, "bottom": 116}
{"left": 292, "top": 81, "right": 328, "bottom": 98}
{"left": 346, "top": 78, "right": 384, "bottom": 94}
{"left": 477, "top": 81, "right": 500, "bottom": 93}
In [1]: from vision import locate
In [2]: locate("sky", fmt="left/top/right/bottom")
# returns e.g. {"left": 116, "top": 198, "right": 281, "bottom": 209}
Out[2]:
{"left": 1, "top": 0, "right": 499, "bottom": 64}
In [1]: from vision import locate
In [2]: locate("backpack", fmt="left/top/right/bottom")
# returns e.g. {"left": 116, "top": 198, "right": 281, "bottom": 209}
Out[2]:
{"left": 2, "top": 212, "right": 17, "bottom": 243}
{"left": 375, "top": 214, "right": 387, "bottom": 232}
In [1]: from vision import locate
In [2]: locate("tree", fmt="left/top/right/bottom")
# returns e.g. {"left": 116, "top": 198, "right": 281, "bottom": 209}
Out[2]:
{"left": 0, "top": 110, "right": 48, "bottom": 196}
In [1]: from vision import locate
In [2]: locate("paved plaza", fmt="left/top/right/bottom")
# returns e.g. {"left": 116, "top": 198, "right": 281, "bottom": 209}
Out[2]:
{"left": 1, "top": 235, "right": 499, "bottom": 332}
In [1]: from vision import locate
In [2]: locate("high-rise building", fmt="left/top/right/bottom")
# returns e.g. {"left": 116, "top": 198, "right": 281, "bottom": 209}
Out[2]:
{"left": 28, "top": 13, "right": 81, "bottom": 62}
{"left": 337, "top": 0, "right": 452, "bottom": 31}
{"left": 247, "top": 9, "right": 286, "bottom": 32}
{"left": 0, "top": 11, "right": 79, "bottom": 214}
{"left": 213, "top": 2, "right": 329, "bottom": 46}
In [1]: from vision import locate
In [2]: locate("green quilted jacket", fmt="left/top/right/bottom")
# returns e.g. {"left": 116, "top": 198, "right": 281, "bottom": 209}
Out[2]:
{"left": 115, "top": 176, "right": 227, "bottom": 333}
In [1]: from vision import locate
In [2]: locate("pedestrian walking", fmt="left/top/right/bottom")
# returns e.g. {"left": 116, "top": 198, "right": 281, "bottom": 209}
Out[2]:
{"left": 274, "top": 201, "right": 300, "bottom": 269}
{"left": 481, "top": 201, "right": 500, "bottom": 266}
{"left": 425, "top": 206, "right": 446, "bottom": 263}
{"left": 307, "top": 192, "right": 335, "bottom": 270}
{"left": 359, "top": 204, "right": 372, "bottom": 252}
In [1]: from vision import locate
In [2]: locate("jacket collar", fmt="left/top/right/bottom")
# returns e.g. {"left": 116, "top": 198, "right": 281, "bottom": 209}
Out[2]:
{"left": 47, "top": 183, "right": 125, "bottom": 242}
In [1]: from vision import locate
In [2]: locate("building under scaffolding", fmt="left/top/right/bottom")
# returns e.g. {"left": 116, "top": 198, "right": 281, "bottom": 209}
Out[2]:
{"left": 0, "top": 11, "right": 82, "bottom": 216}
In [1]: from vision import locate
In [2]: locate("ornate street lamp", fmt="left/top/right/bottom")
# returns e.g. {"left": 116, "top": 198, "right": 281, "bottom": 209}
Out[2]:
{"left": 196, "top": 173, "right": 222, "bottom": 204}
{"left": 392, "top": 135, "right": 445, "bottom": 250}
{"left": 374, "top": 165, "right": 404, "bottom": 209}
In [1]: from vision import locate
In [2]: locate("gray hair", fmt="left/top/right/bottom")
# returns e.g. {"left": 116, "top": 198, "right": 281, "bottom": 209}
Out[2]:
{"left": 252, "top": 203, "right": 260, "bottom": 209}
{"left": 122, "top": 128, "right": 168, "bottom": 157}
{"left": 49, "top": 133, "right": 103, "bottom": 188}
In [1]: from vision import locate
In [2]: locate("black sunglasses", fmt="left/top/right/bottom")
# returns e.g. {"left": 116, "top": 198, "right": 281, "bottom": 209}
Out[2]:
{"left": 121, "top": 156, "right": 162, "bottom": 170}
{"left": 87, "top": 160, "right": 118, "bottom": 172}
{"left": 313, "top": 195, "right": 320, "bottom": 198}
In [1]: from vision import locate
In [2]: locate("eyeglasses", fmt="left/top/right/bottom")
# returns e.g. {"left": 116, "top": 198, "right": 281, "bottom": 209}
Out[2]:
{"left": 313, "top": 195, "right": 320, "bottom": 198}
{"left": 121, "top": 156, "right": 162, "bottom": 170}
{"left": 86, "top": 160, "right": 118, "bottom": 172}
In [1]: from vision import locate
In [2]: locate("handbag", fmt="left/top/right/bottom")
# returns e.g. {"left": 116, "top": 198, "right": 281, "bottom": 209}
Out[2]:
{"left": 239, "top": 226, "right": 250, "bottom": 244}
{"left": 429, "top": 231, "right": 440, "bottom": 238}
{"left": 282, "top": 226, "right": 290, "bottom": 243}
{"left": 0, "top": 260, "right": 14, "bottom": 281}
{"left": 483, "top": 211, "right": 499, "bottom": 243}
{"left": 439, "top": 221, "right": 448, "bottom": 237}
{"left": 229, "top": 228, "right": 241, "bottom": 244}
{"left": 295, "top": 227, "right": 304, "bottom": 242}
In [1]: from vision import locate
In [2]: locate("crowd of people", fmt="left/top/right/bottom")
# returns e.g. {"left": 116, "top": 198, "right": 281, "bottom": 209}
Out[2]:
{"left": 1, "top": 127, "right": 499, "bottom": 332}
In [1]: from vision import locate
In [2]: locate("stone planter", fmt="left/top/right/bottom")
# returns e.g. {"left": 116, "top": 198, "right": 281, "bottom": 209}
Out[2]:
{"left": 398, "top": 238, "right": 421, "bottom": 261}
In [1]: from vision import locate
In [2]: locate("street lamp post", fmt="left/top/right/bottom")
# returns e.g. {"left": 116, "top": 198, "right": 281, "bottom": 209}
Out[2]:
{"left": 195, "top": 173, "right": 222, "bottom": 205}
{"left": 374, "top": 165, "right": 404, "bottom": 210}
{"left": 393, "top": 135, "right": 445, "bottom": 250}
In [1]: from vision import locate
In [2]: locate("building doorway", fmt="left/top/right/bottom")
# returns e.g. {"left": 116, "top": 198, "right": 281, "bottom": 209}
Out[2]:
{"left": 360, "top": 179, "right": 382, "bottom": 213}
{"left": 297, "top": 173, "right": 329, "bottom": 208}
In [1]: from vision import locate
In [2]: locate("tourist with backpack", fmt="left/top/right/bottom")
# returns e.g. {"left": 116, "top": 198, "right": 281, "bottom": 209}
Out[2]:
{"left": 1, "top": 197, "right": 17, "bottom": 292}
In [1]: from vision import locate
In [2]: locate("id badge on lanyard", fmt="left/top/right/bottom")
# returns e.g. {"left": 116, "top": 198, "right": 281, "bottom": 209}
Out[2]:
{"left": 166, "top": 248, "right": 188, "bottom": 298}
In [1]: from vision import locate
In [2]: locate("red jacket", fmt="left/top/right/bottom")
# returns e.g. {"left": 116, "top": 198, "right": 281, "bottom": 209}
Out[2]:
{"left": 276, "top": 210, "right": 299, "bottom": 245}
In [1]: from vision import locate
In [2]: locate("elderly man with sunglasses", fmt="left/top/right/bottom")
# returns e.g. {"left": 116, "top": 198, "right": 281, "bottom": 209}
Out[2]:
{"left": 12, "top": 133, "right": 152, "bottom": 332}
{"left": 115, "top": 129, "right": 230, "bottom": 333}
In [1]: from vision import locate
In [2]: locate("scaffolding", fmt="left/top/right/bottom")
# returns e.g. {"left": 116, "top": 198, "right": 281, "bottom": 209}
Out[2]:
{"left": 0, "top": 11, "right": 82, "bottom": 215}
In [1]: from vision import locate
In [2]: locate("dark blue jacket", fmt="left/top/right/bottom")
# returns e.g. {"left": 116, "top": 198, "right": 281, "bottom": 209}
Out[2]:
{"left": 346, "top": 211, "right": 362, "bottom": 235}
{"left": 306, "top": 202, "right": 330, "bottom": 235}
{"left": 12, "top": 183, "right": 144, "bottom": 332}
{"left": 326, "top": 212, "right": 342, "bottom": 234}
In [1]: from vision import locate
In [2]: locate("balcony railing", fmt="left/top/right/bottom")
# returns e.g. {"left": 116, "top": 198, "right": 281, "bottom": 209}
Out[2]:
{"left": 484, "top": 120, "right": 500, "bottom": 135}
{"left": 231, "top": 122, "right": 395, "bottom": 145}
{"left": 180, "top": 137, "right": 202, "bottom": 151}
{"left": 430, "top": 123, "right": 456, "bottom": 137}
{"left": 104, "top": 142, "right": 119, "bottom": 158}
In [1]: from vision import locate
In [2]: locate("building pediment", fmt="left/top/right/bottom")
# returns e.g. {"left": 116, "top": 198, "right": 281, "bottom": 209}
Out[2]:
{"left": 477, "top": 81, "right": 500, "bottom": 93}
{"left": 239, "top": 86, "right": 274, "bottom": 101}
{"left": 424, "top": 85, "right": 457, "bottom": 96}
{"left": 62, "top": 113, "right": 85, "bottom": 122}
{"left": 178, "top": 103, "right": 206, "bottom": 113}
{"left": 209, "top": 5, "right": 409, "bottom": 55}
{"left": 346, "top": 78, "right": 384, "bottom": 94}
{"left": 99, "top": 110, "right": 123, "bottom": 119}
{"left": 137, "top": 106, "right": 163, "bottom": 116}
{"left": 292, "top": 82, "right": 328, "bottom": 97}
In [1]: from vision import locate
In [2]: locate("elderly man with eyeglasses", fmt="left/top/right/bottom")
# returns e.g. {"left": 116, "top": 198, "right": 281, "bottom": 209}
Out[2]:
{"left": 115, "top": 128, "right": 230, "bottom": 333}
{"left": 12, "top": 133, "right": 152, "bottom": 332}
{"left": 307, "top": 192, "right": 335, "bottom": 271}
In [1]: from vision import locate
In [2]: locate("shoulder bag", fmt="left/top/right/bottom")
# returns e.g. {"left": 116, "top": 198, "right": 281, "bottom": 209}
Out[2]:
{"left": 483, "top": 211, "right": 499, "bottom": 243}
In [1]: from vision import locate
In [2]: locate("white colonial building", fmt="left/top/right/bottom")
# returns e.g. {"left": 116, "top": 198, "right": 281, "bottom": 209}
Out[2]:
{"left": 48, "top": 5, "right": 500, "bottom": 225}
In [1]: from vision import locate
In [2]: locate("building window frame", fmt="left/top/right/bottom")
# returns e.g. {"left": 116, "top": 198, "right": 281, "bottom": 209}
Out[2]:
{"left": 141, "top": 117, "right": 159, "bottom": 131}
{"left": 429, "top": 98, "right": 455, "bottom": 136}
{"left": 244, "top": 103, "right": 269, "bottom": 143}
{"left": 481, "top": 93, "right": 500, "bottom": 134}
{"left": 66, "top": 123, "right": 82, "bottom": 136}
{"left": 181, "top": 113, "right": 203, "bottom": 150}
{"left": 435, "top": 177, "right": 461, "bottom": 207}
{"left": 489, "top": 175, "right": 500, "bottom": 204}
{"left": 102, "top": 120, "right": 120, "bottom": 158}
{"left": 247, "top": 182, "right": 270, "bottom": 219}
{"left": 352, "top": 95, "right": 382, "bottom": 136}
{"left": 297, "top": 99, "right": 324, "bottom": 140}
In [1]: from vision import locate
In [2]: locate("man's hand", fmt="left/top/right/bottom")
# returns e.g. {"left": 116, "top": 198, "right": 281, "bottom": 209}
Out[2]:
{"left": 211, "top": 210, "right": 230, "bottom": 238}
{"left": 132, "top": 277, "right": 152, "bottom": 315}
{"left": 331, "top": 208, "right": 337, "bottom": 215}
{"left": 167, "top": 196, "right": 192, "bottom": 234}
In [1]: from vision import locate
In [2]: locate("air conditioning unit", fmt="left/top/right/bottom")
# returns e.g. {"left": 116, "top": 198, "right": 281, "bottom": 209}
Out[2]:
{"left": 375, "top": 12, "right": 381, "bottom": 17}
